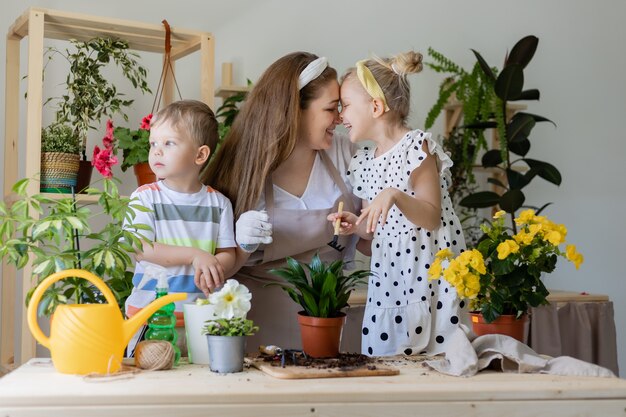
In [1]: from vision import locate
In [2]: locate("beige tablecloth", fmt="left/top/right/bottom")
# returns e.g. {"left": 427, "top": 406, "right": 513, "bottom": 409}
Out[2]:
{"left": 528, "top": 302, "right": 619, "bottom": 375}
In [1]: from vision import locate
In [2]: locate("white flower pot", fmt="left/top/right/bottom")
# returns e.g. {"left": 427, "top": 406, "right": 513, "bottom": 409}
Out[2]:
{"left": 183, "top": 303, "right": 217, "bottom": 364}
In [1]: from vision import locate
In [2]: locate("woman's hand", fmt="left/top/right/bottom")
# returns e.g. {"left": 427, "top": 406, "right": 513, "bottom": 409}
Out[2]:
{"left": 356, "top": 188, "right": 400, "bottom": 233}
{"left": 327, "top": 211, "right": 359, "bottom": 235}
{"left": 235, "top": 210, "right": 273, "bottom": 253}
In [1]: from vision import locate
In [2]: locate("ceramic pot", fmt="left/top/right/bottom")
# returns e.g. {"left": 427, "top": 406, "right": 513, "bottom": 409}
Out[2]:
{"left": 75, "top": 160, "right": 93, "bottom": 193}
{"left": 133, "top": 162, "right": 156, "bottom": 186}
{"left": 206, "top": 335, "right": 246, "bottom": 373}
{"left": 183, "top": 303, "right": 217, "bottom": 365}
{"left": 297, "top": 312, "right": 346, "bottom": 358}
{"left": 470, "top": 312, "right": 527, "bottom": 343}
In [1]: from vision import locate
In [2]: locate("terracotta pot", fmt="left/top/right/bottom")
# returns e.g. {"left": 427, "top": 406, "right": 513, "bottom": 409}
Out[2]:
{"left": 75, "top": 160, "right": 93, "bottom": 193}
{"left": 133, "top": 162, "right": 156, "bottom": 186}
{"left": 297, "top": 312, "right": 346, "bottom": 358}
{"left": 470, "top": 312, "right": 527, "bottom": 343}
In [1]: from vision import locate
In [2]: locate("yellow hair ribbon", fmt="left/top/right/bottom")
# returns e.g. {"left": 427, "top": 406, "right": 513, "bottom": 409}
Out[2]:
{"left": 355, "top": 60, "right": 390, "bottom": 112}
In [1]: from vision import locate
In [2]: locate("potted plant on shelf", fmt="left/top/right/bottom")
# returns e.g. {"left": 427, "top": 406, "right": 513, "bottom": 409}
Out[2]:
{"left": 39, "top": 122, "right": 81, "bottom": 193}
{"left": 114, "top": 113, "right": 156, "bottom": 186}
{"left": 428, "top": 209, "right": 584, "bottom": 341}
{"left": 200, "top": 279, "right": 258, "bottom": 373}
{"left": 46, "top": 37, "right": 151, "bottom": 191}
{"left": 269, "top": 254, "right": 370, "bottom": 358}
{"left": 0, "top": 132, "right": 151, "bottom": 316}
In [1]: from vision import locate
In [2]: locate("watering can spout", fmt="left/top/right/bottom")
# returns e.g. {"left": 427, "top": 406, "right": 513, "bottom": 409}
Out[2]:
{"left": 123, "top": 292, "right": 187, "bottom": 346}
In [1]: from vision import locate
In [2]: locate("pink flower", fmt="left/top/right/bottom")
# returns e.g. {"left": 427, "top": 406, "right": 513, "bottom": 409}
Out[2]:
{"left": 102, "top": 119, "right": 115, "bottom": 150}
{"left": 92, "top": 145, "right": 118, "bottom": 178}
{"left": 140, "top": 114, "right": 153, "bottom": 130}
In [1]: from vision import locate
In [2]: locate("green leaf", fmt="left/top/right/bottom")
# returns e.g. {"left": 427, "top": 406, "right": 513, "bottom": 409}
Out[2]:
{"left": 499, "top": 189, "right": 525, "bottom": 212}
{"left": 487, "top": 177, "right": 507, "bottom": 189}
{"left": 508, "top": 138, "right": 530, "bottom": 156}
{"left": 516, "top": 112, "right": 556, "bottom": 127}
{"left": 495, "top": 64, "right": 524, "bottom": 101}
{"left": 460, "top": 191, "right": 501, "bottom": 208}
{"left": 481, "top": 150, "right": 503, "bottom": 167}
{"left": 12, "top": 178, "right": 30, "bottom": 195}
{"left": 506, "top": 169, "right": 531, "bottom": 190}
{"left": 505, "top": 35, "right": 538, "bottom": 69}
{"left": 522, "top": 159, "right": 562, "bottom": 186}
{"left": 510, "top": 89, "right": 540, "bottom": 101}
{"left": 471, "top": 49, "right": 496, "bottom": 81}
{"left": 507, "top": 113, "right": 535, "bottom": 144}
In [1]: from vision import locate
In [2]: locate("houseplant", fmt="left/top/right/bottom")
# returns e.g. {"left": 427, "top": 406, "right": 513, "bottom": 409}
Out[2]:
{"left": 456, "top": 35, "right": 561, "bottom": 228}
{"left": 269, "top": 254, "right": 370, "bottom": 358}
{"left": 46, "top": 37, "right": 151, "bottom": 190}
{"left": 39, "top": 122, "right": 81, "bottom": 193}
{"left": 200, "top": 279, "right": 258, "bottom": 373}
{"left": 428, "top": 209, "right": 584, "bottom": 340}
{"left": 0, "top": 140, "right": 151, "bottom": 315}
{"left": 114, "top": 114, "right": 156, "bottom": 186}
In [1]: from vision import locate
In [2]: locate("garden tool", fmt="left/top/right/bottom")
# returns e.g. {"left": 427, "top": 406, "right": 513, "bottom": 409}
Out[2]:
{"left": 327, "top": 201, "right": 345, "bottom": 252}
{"left": 27, "top": 269, "right": 187, "bottom": 375}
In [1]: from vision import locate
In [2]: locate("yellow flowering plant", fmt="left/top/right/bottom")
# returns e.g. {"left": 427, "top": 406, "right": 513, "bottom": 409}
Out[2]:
{"left": 429, "top": 209, "right": 584, "bottom": 323}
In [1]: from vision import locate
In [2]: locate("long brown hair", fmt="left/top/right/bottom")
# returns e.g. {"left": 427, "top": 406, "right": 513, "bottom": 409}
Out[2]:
{"left": 203, "top": 52, "right": 337, "bottom": 219}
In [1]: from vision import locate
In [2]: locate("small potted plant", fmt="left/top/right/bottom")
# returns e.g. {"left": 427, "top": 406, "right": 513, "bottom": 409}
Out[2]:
{"left": 39, "top": 122, "right": 81, "bottom": 193}
{"left": 428, "top": 209, "right": 584, "bottom": 341}
{"left": 269, "top": 254, "right": 370, "bottom": 358}
{"left": 114, "top": 114, "right": 156, "bottom": 186}
{"left": 201, "top": 279, "right": 258, "bottom": 373}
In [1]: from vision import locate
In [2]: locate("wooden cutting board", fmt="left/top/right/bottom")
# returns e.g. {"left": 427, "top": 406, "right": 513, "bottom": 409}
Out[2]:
{"left": 245, "top": 357, "right": 399, "bottom": 379}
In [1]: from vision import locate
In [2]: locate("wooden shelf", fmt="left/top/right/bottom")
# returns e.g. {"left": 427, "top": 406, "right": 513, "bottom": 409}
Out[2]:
{"left": 215, "top": 85, "right": 250, "bottom": 98}
{"left": 2, "top": 7, "right": 215, "bottom": 370}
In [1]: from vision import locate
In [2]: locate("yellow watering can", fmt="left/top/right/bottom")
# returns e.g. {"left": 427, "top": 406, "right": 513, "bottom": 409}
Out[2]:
{"left": 27, "top": 269, "right": 186, "bottom": 375}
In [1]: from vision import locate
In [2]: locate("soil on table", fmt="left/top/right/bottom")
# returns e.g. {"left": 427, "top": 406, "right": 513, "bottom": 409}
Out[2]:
{"left": 259, "top": 351, "right": 383, "bottom": 371}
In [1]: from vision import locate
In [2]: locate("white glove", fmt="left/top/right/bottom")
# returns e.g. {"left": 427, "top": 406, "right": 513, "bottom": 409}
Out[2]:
{"left": 236, "top": 210, "right": 273, "bottom": 253}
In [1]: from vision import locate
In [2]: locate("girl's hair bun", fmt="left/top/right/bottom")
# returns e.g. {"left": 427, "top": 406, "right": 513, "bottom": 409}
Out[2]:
{"left": 391, "top": 51, "right": 423, "bottom": 76}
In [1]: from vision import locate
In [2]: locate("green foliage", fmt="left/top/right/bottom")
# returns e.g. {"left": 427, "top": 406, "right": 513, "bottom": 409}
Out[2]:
{"left": 459, "top": 36, "right": 560, "bottom": 231}
{"left": 114, "top": 125, "right": 150, "bottom": 171}
{"left": 201, "top": 317, "right": 259, "bottom": 336}
{"left": 0, "top": 177, "right": 152, "bottom": 316}
{"left": 268, "top": 253, "right": 371, "bottom": 318}
{"left": 45, "top": 37, "right": 151, "bottom": 156}
{"left": 41, "top": 123, "right": 80, "bottom": 154}
{"left": 214, "top": 80, "right": 252, "bottom": 151}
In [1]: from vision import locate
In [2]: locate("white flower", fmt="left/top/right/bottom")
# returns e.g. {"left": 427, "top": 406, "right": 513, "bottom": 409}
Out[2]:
{"left": 208, "top": 279, "right": 252, "bottom": 319}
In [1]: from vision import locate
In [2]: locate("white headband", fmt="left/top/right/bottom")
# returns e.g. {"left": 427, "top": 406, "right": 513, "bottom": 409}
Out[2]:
{"left": 298, "top": 57, "right": 328, "bottom": 90}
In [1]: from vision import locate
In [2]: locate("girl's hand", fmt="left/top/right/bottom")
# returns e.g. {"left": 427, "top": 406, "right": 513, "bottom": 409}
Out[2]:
{"left": 356, "top": 188, "right": 399, "bottom": 233}
{"left": 192, "top": 250, "right": 225, "bottom": 295}
{"left": 327, "top": 211, "right": 359, "bottom": 235}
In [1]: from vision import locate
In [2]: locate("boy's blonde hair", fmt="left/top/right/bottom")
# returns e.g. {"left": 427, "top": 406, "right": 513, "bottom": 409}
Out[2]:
{"left": 343, "top": 51, "right": 423, "bottom": 126}
{"left": 151, "top": 99, "right": 218, "bottom": 151}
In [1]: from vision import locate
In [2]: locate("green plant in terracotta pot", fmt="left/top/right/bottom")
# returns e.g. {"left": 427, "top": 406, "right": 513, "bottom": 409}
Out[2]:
{"left": 114, "top": 114, "right": 156, "bottom": 186}
{"left": 428, "top": 209, "right": 584, "bottom": 341}
{"left": 269, "top": 254, "right": 370, "bottom": 358}
{"left": 201, "top": 279, "right": 258, "bottom": 373}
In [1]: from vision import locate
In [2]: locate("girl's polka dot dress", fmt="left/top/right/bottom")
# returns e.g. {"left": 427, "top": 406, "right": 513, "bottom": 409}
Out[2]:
{"left": 348, "top": 129, "right": 467, "bottom": 356}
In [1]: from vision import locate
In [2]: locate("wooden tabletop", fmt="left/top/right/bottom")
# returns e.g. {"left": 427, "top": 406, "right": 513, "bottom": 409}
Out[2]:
{"left": 1, "top": 358, "right": 625, "bottom": 416}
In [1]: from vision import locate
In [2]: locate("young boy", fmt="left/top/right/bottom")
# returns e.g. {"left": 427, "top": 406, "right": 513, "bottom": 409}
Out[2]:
{"left": 125, "top": 100, "right": 236, "bottom": 342}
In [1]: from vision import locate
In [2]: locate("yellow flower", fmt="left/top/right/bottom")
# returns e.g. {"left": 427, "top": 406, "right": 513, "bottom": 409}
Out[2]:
{"left": 463, "top": 273, "right": 481, "bottom": 299}
{"left": 493, "top": 210, "right": 506, "bottom": 219}
{"left": 513, "top": 230, "right": 534, "bottom": 245}
{"left": 543, "top": 230, "right": 563, "bottom": 246}
{"left": 497, "top": 239, "right": 520, "bottom": 260}
{"left": 515, "top": 209, "right": 536, "bottom": 225}
{"left": 467, "top": 249, "right": 486, "bottom": 274}
{"left": 566, "top": 244, "right": 584, "bottom": 269}
{"left": 428, "top": 258, "right": 442, "bottom": 280}
{"left": 435, "top": 248, "right": 454, "bottom": 260}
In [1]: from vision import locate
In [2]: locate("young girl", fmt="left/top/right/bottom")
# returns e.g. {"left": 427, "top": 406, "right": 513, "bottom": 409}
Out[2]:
{"left": 330, "top": 51, "right": 467, "bottom": 356}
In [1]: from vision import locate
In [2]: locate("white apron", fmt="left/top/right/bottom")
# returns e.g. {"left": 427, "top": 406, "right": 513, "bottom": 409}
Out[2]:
{"left": 235, "top": 150, "right": 364, "bottom": 353}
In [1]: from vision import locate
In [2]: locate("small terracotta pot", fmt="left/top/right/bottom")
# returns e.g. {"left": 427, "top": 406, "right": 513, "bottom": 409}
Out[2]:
{"left": 133, "top": 162, "right": 156, "bottom": 186}
{"left": 470, "top": 312, "right": 527, "bottom": 343}
{"left": 297, "top": 311, "right": 346, "bottom": 358}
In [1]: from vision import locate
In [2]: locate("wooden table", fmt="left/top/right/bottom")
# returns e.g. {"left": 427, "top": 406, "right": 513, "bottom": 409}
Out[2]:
{"left": 1, "top": 358, "right": 626, "bottom": 416}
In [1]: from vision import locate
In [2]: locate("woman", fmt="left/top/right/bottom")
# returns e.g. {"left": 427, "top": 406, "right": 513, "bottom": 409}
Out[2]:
{"left": 204, "top": 52, "right": 364, "bottom": 352}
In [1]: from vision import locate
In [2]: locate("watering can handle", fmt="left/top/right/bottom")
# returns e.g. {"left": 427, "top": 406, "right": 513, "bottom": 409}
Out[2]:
{"left": 27, "top": 269, "right": 118, "bottom": 349}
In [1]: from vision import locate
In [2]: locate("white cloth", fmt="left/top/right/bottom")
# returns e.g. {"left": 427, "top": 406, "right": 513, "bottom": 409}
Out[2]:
{"left": 425, "top": 327, "right": 616, "bottom": 378}
{"left": 248, "top": 131, "right": 359, "bottom": 264}
{"left": 348, "top": 129, "right": 468, "bottom": 357}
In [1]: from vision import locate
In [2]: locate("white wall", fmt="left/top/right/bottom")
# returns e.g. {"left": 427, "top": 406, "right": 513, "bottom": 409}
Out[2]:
{"left": 2, "top": 0, "right": 625, "bottom": 375}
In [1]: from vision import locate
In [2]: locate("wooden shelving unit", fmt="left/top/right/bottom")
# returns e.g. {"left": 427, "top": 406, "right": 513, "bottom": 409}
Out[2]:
{"left": 215, "top": 62, "right": 251, "bottom": 99}
{"left": 1, "top": 7, "right": 215, "bottom": 372}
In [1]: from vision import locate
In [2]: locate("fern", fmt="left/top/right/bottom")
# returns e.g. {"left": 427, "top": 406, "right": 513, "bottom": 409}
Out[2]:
{"left": 425, "top": 79, "right": 456, "bottom": 130}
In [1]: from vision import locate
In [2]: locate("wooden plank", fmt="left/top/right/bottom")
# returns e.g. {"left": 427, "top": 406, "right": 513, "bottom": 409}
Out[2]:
{"left": 162, "top": 57, "right": 175, "bottom": 107}
{"left": 200, "top": 35, "right": 214, "bottom": 108}
{"left": 215, "top": 85, "right": 250, "bottom": 99}
{"left": 170, "top": 40, "right": 202, "bottom": 61}
{"left": 221, "top": 62, "right": 233, "bottom": 86}
{"left": 245, "top": 357, "right": 399, "bottom": 379}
